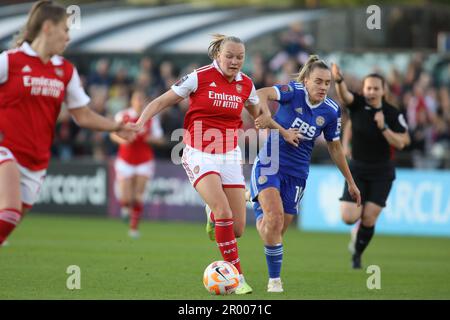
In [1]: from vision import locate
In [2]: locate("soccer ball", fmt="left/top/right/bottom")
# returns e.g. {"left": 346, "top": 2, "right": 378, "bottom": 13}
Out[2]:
{"left": 203, "top": 261, "right": 240, "bottom": 295}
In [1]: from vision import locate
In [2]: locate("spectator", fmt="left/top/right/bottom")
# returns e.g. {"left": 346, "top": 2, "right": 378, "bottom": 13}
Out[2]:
{"left": 87, "top": 58, "right": 112, "bottom": 89}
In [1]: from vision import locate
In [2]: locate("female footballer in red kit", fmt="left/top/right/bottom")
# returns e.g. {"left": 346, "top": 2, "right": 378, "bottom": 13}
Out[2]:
{"left": 111, "top": 90, "right": 164, "bottom": 238}
{"left": 135, "top": 34, "right": 271, "bottom": 294}
{"left": 0, "top": 1, "right": 137, "bottom": 247}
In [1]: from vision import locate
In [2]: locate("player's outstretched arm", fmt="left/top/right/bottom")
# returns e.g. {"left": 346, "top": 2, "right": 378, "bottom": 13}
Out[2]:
{"left": 136, "top": 89, "right": 184, "bottom": 131}
{"left": 254, "top": 87, "right": 278, "bottom": 129}
{"left": 110, "top": 132, "right": 128, "bottom": 145}
{"left": 255, "top": 87, "right": 302, "bottom": 147}
{"left": 69, "top": 106, "right": 138, "bottom": 142}
{"left": 327, "top": 140, "right": 361, "bottom": 207}
{"left": 244, "top": 102, "right": 262, "bottom": 120}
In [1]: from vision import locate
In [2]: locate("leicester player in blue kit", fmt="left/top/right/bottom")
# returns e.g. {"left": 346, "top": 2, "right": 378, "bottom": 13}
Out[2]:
{"left": 250, "top": 55, "right": 361, "bottom": 292}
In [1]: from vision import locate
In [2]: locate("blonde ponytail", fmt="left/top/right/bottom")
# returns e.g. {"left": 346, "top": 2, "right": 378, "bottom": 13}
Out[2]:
{"left": 207, "top": 34, "right": 226, "bottom": 60}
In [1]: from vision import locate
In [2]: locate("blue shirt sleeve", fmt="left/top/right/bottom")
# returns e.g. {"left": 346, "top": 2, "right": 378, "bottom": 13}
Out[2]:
{"left": 323, "top": 105, "right": 342, "bottom": 142}
{"left": 273, "top": 81, "right": 295, "bottom": 103}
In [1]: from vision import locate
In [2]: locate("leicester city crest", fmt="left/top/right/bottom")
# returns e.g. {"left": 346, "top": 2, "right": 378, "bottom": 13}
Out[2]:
{"left": 258, "top": 175, "right": 268, "bottom": 185}
{"left": 316, "top": 116, "right": 325, "bottom": 126}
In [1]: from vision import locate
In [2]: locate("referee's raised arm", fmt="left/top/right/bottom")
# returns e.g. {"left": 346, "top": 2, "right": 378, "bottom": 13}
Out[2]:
{"left": 331, "top": 63, "right": 354, "bottom": 106}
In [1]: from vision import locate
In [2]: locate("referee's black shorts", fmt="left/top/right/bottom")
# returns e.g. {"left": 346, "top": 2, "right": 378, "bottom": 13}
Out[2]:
{"left": 340, "top": 159, "right": 395, "bottom": 208}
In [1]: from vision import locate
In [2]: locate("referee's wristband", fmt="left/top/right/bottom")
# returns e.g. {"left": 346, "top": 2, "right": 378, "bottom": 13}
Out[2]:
{"left": 380, "top": 123, "right": 389, "bottom": 132}
{"left": 335, "top": 77, "right": 344, "bottom": 84}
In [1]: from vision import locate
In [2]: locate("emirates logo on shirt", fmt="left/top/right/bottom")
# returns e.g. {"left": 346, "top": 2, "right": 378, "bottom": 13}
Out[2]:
{"left": 208, "top": 91, "right": 242, "bottom": 109}
{"left": 23, "top": 75, "right": 64, "bottom": 98}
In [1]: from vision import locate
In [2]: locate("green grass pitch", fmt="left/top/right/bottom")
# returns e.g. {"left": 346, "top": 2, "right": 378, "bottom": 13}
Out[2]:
{"left": 1, "top": 213, "right": 449, "bottom": 300}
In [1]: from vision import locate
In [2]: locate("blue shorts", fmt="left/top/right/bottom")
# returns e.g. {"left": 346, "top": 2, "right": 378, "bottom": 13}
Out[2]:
{"left": 250, "top": 158, "right": 306, "bottom": 221}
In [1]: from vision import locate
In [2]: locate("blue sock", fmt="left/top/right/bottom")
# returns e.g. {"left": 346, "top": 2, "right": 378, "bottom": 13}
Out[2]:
{"left": 264, "top": 244, "right": 283, "bottom": 279}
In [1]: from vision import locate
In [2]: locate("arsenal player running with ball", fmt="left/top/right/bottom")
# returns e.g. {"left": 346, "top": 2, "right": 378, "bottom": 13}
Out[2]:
{"left": 136, "top": 34, "right": 268, "bottom": 294}
{"left": 0, "top": 1, "right": 137, "bottom": 247}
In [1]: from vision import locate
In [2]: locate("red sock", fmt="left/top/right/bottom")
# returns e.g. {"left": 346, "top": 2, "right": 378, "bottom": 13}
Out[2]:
{"left": 215, "top": 218, "right": 242, "bottom": 274}
{"left": 210, "top": 211, "right": 215, "bottom": 223}
{"left": 130, "top": 202, "right": 143, "bottom": 230}
{"left": 0, "top": 208, "right": 22, "bottom": 245}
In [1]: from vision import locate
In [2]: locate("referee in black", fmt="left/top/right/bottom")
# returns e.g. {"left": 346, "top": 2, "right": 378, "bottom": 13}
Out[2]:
{"left": 331, "top": 63, "right": 411, "bottom": 269}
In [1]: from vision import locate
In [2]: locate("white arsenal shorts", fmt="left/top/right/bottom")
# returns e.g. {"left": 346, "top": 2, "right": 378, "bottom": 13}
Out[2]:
{"left": 114, "top": 158, "right": 155, "bottom": 180}
{"left": 0, "top": 146, "right": 46, "bottom": 208}
{"left": 181, "top": 144, "right": 245, "bottom": 189}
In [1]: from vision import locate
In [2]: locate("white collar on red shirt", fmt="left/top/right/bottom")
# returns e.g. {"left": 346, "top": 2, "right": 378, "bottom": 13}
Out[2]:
{"left": 127, "top": 108, "right": 138, "bottom": 118}
{"left": 212, "top": 60, "right": 243, "bottom": 82}
{"left": 20, "top": 42, "right": 63, "bottom": 66}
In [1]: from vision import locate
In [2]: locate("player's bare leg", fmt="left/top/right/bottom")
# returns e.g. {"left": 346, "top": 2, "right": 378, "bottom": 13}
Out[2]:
{"left": 257, "top": 188, "right": 284, "bottom": 245}
{"left": 119, "top": 177, "right": 134, "bottom": 235}
{"left": 281, "top": 214, "right": 295, "bottom": 236}
{"left": 0, "top": 161, "right": 22, "bottom": 246}
{"left": 257, "top": 187, "right": 285, "bottom": 292}
{"left": 205, "top": 187, "right": 246, "bottom": 241}
{"left": 223, "top": 187, "right": 246, "bottom": 238}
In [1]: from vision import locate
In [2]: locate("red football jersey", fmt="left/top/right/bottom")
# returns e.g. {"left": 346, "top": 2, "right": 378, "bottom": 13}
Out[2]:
{"left": 171, "top": 61, "right": 259, "bottom": 154}
{"left": 114, "top": 108, "right": 163, "bottom": 165}
{"left": 0, "top": 42, "right": 90, "bottom": 170}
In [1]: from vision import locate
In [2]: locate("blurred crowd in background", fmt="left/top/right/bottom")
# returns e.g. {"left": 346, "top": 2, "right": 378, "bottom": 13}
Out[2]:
{"left": 52, "top": 23, "right": 450, "bottom": 169}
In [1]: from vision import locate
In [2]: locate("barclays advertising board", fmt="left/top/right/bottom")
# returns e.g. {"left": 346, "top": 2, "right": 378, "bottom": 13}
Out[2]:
{"left": 299, "top": 165, "right": 450, "bottom": 237}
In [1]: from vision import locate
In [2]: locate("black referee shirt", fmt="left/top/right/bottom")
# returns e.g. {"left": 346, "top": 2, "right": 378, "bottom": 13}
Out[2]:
{"left": 347, "top": 93, "right": 408, "bottom": 164}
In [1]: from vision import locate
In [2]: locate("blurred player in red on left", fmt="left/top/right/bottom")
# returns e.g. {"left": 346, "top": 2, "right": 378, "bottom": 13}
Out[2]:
{"left": 0, "top": 0, "right": 138, "bottom": 246}
{"left": 110, "top": 90, "right": 165, "bottom": 239}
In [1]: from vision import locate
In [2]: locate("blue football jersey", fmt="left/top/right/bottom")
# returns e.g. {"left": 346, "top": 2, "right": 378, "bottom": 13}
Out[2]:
{"left": 257, "top": 81, "right": 342, "bottom": 178}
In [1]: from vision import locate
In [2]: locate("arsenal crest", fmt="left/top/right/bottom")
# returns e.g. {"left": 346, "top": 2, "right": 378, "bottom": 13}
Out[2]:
{"left": 236, "top": 84, "right": 242, "bottom": 93}
{"left": 54, "top": 68, "right": 64, "bottom": 78}
{"left": 194, "top": 165, "right": 200, "bottom": 174}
